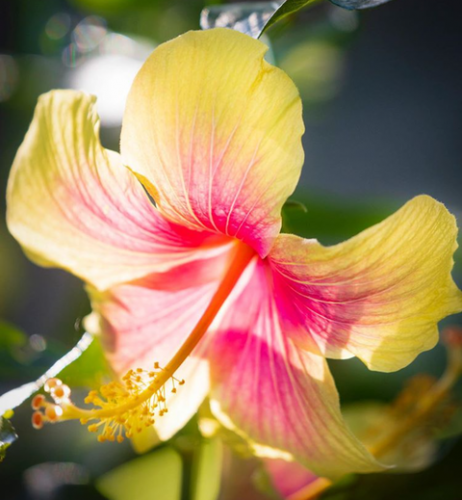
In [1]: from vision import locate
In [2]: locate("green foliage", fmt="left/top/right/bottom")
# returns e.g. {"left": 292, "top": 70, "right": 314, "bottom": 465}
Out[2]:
{"left": 0, "top": 321, "right": 28, "bottom": 379}
{"left": 282, "top": 191, "right": 396, "bottom": 243}
{"left": 261, "top": 0, "right": 320, "bottom": 35}
{"left": 330, "top": 0, "right": 393, "bottom": 9}
{"left": 200, "top": 2, "right": 279, "bottom": 39}
{"left": 282, "top": 199, "right": 308, "bottom": 214}
{"left": 0, "top": 332, "right": 108, "bottom": 455}
{"left": 261, "top": 0, "right": 394, "bottom": 35}
{"left": 0, "top": 321, "right": 27, "bottom": 352}
{"left": 190, "top": 438, "right": 223, "bottom": 500}
{"left": 320, "top": 457, "right": 462, "bottom": 500}
{"left": 97, "top": 447, "right": 183, "bottom": 500}
{"left": 0, "top": 416, "right": 17, "bottom": 463}
{"left": 437, "top": 408, "right": 462, "bottom": 440}
{"left": 252, "top": 464, "right": 283, "bottom": 500}
{"left": 58, "top": 335, "right": 111, "bottom": 389}
{"left": 283, "top": 191, "right": 462, "bottom": 274}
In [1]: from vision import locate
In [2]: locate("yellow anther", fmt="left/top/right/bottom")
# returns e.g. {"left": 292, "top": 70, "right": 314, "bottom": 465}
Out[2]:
{"left": 30, "top": 362, "right": 188, "bottom": 444}
{"left": 3, "top": 409, "right": 14, "bottom": 420}
{"left": 85, "top": 391, "right": 98, "bottom": 404}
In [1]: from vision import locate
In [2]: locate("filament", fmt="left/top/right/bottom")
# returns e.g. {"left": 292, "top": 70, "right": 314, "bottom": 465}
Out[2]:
{"left": 31, "top": 242, "right": 255, "bottom": 442}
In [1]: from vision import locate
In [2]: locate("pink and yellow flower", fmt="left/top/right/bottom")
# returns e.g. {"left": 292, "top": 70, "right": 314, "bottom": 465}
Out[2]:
{"left": 6, "top": 28, "right": 462, "bottom": 479}
{"left": 262, "top": 327, "right": 462, "bottom": 499}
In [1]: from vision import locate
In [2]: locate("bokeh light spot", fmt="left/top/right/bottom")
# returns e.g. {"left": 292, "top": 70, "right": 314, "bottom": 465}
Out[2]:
{"left": 0, "top": 55, "right": 19, "bottom": 102}
{"left": 73, "top": 15, "right": 107, "bottom": 53}
{"left": 45, "top": 12, "right": 72, "bottom": 40}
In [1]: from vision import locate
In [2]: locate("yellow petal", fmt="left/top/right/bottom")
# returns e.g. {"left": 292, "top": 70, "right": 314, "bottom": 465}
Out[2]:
{"left": 7, "top": 90, "right": 222, "bottom": 290}
{"left": 269, "top": 195, "right": 462, "bottom": 372}
{"left": 121, "top": 28, "right": 304, "bottom": 256}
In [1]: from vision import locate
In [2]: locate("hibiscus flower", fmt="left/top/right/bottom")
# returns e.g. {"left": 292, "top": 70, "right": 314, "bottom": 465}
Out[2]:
{"left": 7, "top": 28, "right": 461, "bottom": 479}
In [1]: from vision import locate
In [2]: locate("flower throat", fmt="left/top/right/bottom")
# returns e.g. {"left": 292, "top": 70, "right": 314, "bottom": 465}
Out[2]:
{"left": 31, "top": 243, "right": 255, "bottom": 443}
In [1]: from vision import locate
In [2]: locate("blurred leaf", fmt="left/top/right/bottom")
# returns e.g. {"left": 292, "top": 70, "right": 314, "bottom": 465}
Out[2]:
{"left": 0, "top": 333, "right": 95, "bottom": 415}
{"left": 261, "top": 0, "right": 393, "bottom": 35}
{"left": 321, "top": 454, "right": 462, "bottom": 500}
{"left": 284, "top": 191, "right": 462, "bottom": 278}
{"left": 282, "top": 199, "right": 308, "bottom": 232}
{"left": 330, "top": 0, "right": 393, "bottom": 9}
{"left": 190, "top": 438, "right": 223, "bottom": 500}
{"left": 131, "top": 425, "right": 161, "bottom": 455}
{"left": 342, "top": 364, "right": 461, "bottom": 475}
{"left": 279, "top": 40, "right": 347, "bottom": 106}
{"left": 261, "top": 0, "right": 319, "bottom": 34}
{"left": 97, "top": 447, "right": 183, "bottom": 500}
{"left": 0, "top": 321, "right": 27, "bottom": 351}
{"left": 70, "top": 0, "right": 146, "bottom": 13}
{"left": 283, "top": 199, "right": 308, "bottom": 213}
{"left": 0, "top": 223, "right": 25, "bottom": 317}
{"left": 201, "top": 2, "right": 280, "bottom": 39}
{"left": 198, "top": 403, "right": 255, "bottom": 459}
{"left": 343, "top": 401, "right": 438, "bottom": 473}
{"left": 252, "top": 464, "right": 281, "bottom": 500}
{"left": 58, "top": 335, "right": 110, "bottom": 389}
{"left": 0, "top": 416, "right": 18, "bottom": 462}
{"left": 437, "top": 408, "right": 462, "bottom": 440}
{"left": 282, "top": 191, "right": 396, "bottom": 243}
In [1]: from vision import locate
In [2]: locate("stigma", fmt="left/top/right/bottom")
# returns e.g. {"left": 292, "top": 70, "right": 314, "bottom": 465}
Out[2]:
{"left": 31, "top": 363, "right": 184, "bottom": 443}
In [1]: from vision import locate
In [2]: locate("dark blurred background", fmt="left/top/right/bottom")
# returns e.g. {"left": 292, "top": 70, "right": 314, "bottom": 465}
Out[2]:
{"left": 1, "top": 0, "right": 462, "bottom": 499}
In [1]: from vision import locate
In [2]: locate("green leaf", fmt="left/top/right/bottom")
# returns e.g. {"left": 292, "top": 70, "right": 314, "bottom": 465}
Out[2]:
{"left": 252, "top": 464, "right": 283, "bottom": 500}
{"left": 0, "top": 416, "right": 18, "bottom": 462}
{"left": 190, "top": 438, "right": 223, "bottom": 500}
{"left": 330, "top": 0, "right": 393, "bottom": 9}
{"left": 282, "top": 191, "right": 462, "bottom": 277}
{"left": 260, "top": 0, "right": 320, "bottom": 35}
{"left": 283, "top": 199, "right": 308, "bottom": 213}
{"left": 343, "top": 398, "right": 439, "bottom": 473}
{"left": 58, "top": 335, "right": 111, "bottom": 389}
{"left": 437, "top": 408, "right": 462, "bottom": 440}
{"left": 200, "top": 2, "right": 280, "bottom": 39}
{"left": 0, "top": 321, "right": 27, "bottom": 351}
{"left": 0, "top": 332, "right": 96, "bottom": 415}
{"left": 282, "top": 199, "right": 309, "bottom": 233}
{"left": 260, "top": 0, "right": 394, "bottom": 35}
{"left": 97, "top": 447, "right": 183, "bottom": 500}
{"left": 281, "top": 191, "right": 396, "bottom": 243}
